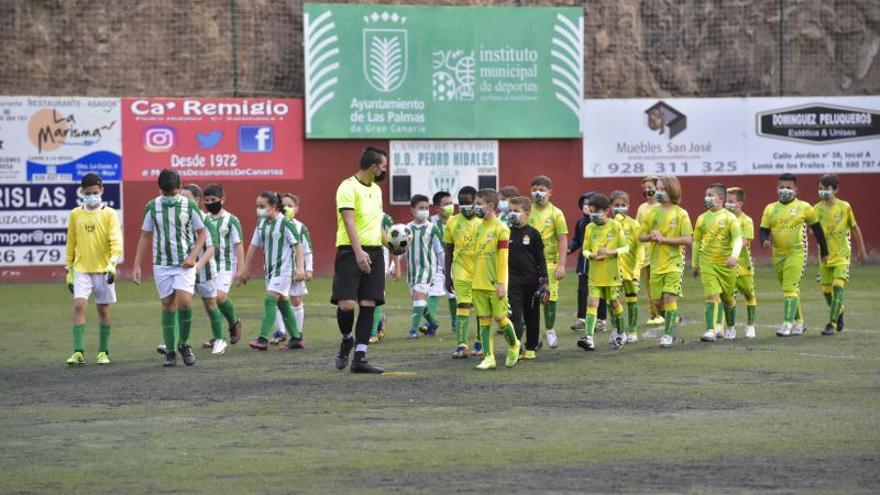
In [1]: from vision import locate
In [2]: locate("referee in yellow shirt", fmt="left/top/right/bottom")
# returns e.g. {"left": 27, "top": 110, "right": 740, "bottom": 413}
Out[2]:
{"left": 64, "top": 173, "right": 123, "bottom": 366}
{"left": 332, "top": 147, "right": 388, "bottom": 374}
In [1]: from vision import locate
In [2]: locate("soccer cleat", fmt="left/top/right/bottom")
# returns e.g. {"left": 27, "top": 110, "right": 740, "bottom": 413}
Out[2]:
{"left": 278, "top": 338, "right": 306, "bottom": 351}
{"left": 475, "top": 355, "right": 497, "bottom": 370}
{"left": 570, "top": 320, "right": 585, "bottom": 332}
{"left": 212, "top": 338, "right": 228, "bottom": 355}
{"left": 473, "top": 341, "right": 484, "bottom": 357}
{"left": 368, "top": 335, "right": 379, "bottom": 344}
{"left": 610, "top": 332, "right": 625, "bottom": 349}
{"left": 791, "top": 323, "right": 806, "bottom": 336}
{"left": 426, "top": 322, "right": 439, "bottom": 337}
{"left": 249, "top": 337, "right": 269, "bottom": 351}
{"left": 178, "top": 345, "right": 196, "bottom": 366}
{"left": 229, "top": 319, "right": 242, "bottom": 344}
{"left": 156, "top": 344, "right": 167, "bottom": 355}
{"left": 335, "top": 338, "right": 354, "bottom": 370}
{"left": 418, "top": 324, "right": 429, "bottom": 335}
{"left": 163, "top": 351, "right": 177, "bottom": 367}
{"left": 546, "top": 329, "right": 559, "bottom": 349}
{"left": 407, "top": 330, "right": 419, "bottom": 340}
{"left": 201, "top": 339, "right": 215, "bottom": 349}
{"left": 715, "top": 327, "right": 724, "bottom": 339}
{"left": 351, "top": 357, "right": 384, "bottom": 374}
{"left": 822, "top": 323, "right": 836, "bottom": 336}
{"left": 836, "top": 313, "right": 844, "bottom": 333}
{"left": 626, "top": 332, "right": 639, "bottom": 344}
{"left": 576, "top": 335, "right": 595, "bottom": 351}
{"left": 270, "top": 330, "right": 287, "bottom": 345}
{"left": 596, "top": 320, "right": 608, "bottom": 333}
{"left": 646, "top": 315, "right": 665, "bottom": 326}
{"left": 66, "top": 351, "right": 85, "bottom": 367}
{"left": 96, "top": 351, "right": 110, "bottom": 365}
{"left": 521, "top": 349, "right": 536, "bottom": 360}
{"left": 724, "top": 327, "right": 736, "bottom": 340}
{"left": 452, "top": 345, "right": 470, "bottom": 359}
{"left": 776, "top": 324, "right": 792, "bottom": 337}
{"left": 701, "top": 330, "right": 717, "bottom": 342}
{"left": 659, "top": 335, "right": 674, "bottom": 348}
{"left": 744, "top": 325, "right": 756, "bottom": 339}
{"left": 505, "top": 341, "right": 521, "bottom": 368}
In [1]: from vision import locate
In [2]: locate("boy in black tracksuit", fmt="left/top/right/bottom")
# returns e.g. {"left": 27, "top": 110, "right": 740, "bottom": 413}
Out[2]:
{"left": 506, "top": 196, "right": 547, "bottom": 358}
{"left": 569, "top": 192, "right": 607, "bottom": 332}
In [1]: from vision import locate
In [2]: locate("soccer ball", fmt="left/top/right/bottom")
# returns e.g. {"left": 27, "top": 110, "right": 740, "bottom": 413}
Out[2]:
{"left": 384, "top": 223, "right": 412, "bottom": 255}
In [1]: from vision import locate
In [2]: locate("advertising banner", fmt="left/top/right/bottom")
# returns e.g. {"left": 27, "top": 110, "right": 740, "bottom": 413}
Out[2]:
{"left": 582, "top": 96, "right": 880, "bottom": 177}
{"left": 122, "top": 98, "right": 304, "bottom": 181}
{"left": 389, "top": 140, "right": 498, "bottom": 205}
{"left": 304, "top": 4, "right": 583, "bottom": 138}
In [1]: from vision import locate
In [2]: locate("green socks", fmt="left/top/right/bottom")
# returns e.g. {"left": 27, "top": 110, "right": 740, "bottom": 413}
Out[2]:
{"left": 456, "top": 314, "right": 470, "bottom": 345}
{"left": 99, "top": 324, "right": 111, "bottom": 352}
{"left": 422, "top": 306, "right": 437, "bottom": 325}
{"left": 611, "top": 305, "right": 624, "bottom": 333}
{"left": 277, "top": 298, "right": 300, "bottom": 339}
{"left": 724, "top": 305, "right": 736, "bottom": 328}
{"left": 448, "top": 297, "right": 457, "bottom": 321}
{"left": 747, "top": 304, "right": 756, "bottom": 326}
{"left": 830, "top": 286, "right": 844, "bottom": 326}
{"left": 427, "top": 296, "right": 439, "bottom": 323}
{"left": 480, "top": 325, "right": 493, "bottom": 356}
{"left": 209, "top": 307, "right": 224, "bottom": 341}
{"left": 783, "top": 296, "right": 798, "bottom": 324}
{"left": 411, "top": 305, "right": 423, "bottom": 332}
{"left": 626, "top": 301, "right": 639, "bottom": 333}
{"left": 544, "top": 300, "right": 557, "bottom": 329}
{"left": 502, "top": 321, "right": 517, "bottom": 346}
{"left": 162, "top": 310, "right": 178, "bottom": 352}
{"left": 372, "top": 305, "right": 384, "bottom": 337}
{"left": 259, "top": 296, "right": 278, "bottom": 339}
{"left": 73, "top": 324, "right": 86, "bottom": 352}
{"left": 217, "top": 298, "right": 238, "bottom": 326}
{"left": 663, "top": 304, "right": 678, "bottom": 336}
{"left": 705, "top": 301, "right": 718, "bottom": 331}
{"left": 177, "top": 308, "right": 193, "bottom": 347}
{"left": 584, "top": 307, "right": 597, "bottom": 336}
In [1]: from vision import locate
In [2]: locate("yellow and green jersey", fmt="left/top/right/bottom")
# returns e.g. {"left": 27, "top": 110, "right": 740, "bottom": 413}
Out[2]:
{"left": 335, "top": 175, "right": 383, "bottom": 247}
{"left": 759, "top": 199, "right": 818, "bottom": 256}
{"left": 815, "top": 198, "right": 857, "bottom": 266}
{"left": 472, "top": 216, "right": 510, "bottom": 291}
{"left": 442, "top": 213, "right": 480, "bottom": 281}
{"left": 614, "top": 213, "right": 643, "bottom": 280}
{"left": 582, "top": 218, "right": 626, "bottom": 287}
{"left": 527, "top": 202, "right": 568, "bottom": 263}
{"left": 640, "top": 205, "right": 692, "bottom": 274}
{"left": 735, "top": 212, "right": 755, "bottom": 276}
{"left": 66, "top": 205, "right": 123, "bottom": 273}
{"left": 692, "top": 208, "right": 742, "bottom": 266}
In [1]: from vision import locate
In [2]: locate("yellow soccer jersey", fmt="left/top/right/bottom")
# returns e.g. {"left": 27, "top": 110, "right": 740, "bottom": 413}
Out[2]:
{"left": 760, "top": 199, "right": 818, "bottom": 256}
{"left": 472, "top": 216, "right": 510, "bottom": 291}
{"left": 66, "top": 205, "right": 123, "bottom": 273}
{"left": 527, "top": 202, "right": 567, "bottom": 263}
{"left": 815, "top": 198, "right": 857, "bottom": 266}
{"left": 735, "top": 212, "right": 755, "bottom": 276}
{"left": 442, "top": 213, "right": 480, "bottom": 281}
{"left": 615, "top": 213, "right": 643, "bottom": 280}
{"left": 640, "top": 205, "right": 692, "bottom": 274}
{"left": 692, "top": 209, "right": 742, "bottom": 266}
{"left": 335, "top": 175, "right": 383, "bottom": 247}
{"left": 583, "top": 218, "right": 626, "bottom": 287}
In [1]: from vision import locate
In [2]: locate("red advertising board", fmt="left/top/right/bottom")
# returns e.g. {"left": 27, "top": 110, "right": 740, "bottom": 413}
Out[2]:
{"left": 122, "top": 98, "right": 303, "bottom": 181}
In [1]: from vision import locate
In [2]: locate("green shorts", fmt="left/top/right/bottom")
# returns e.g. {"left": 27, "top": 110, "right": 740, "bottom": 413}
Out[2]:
{"left": 735, "top": 274, "right": 756, "bottom": 299}
{"left": 453, "top": 279, "right": 473, "bottom": 305}
{"left": 546, "top": 261, "right": 559, "bottom": 302}
{"left": 650, "top": 271, "right": 683, "bottom": 300}
{"left": 773, "top": 251, "right": 805, "bottom": 294}
{"left": 588, "top": 285, "right": 620, "bottom": 300}
{"left": 819, "top": 263, "right": 849, "bottom": 285}
{"left": 622, "top": 279, "right": 640, "bottom": 297}
{"left": 473, "top": 289, "right": 509, "bottom": 319}
{"left": 700, "top": 262, "right": 737, "bottom": 299}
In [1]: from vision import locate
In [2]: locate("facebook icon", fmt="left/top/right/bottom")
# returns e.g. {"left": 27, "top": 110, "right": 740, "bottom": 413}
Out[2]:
{"left": 238, "top": 126, "right": 274, "bottom": 152}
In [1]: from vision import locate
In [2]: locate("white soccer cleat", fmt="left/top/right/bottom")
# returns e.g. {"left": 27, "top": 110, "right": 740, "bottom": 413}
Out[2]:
{"left": 776, "top": 323, "right": 792, "bottom": 337}
{"left": 715, "top": 327, "right": 724, "bottom": 339}
{"left": 701, "top": 330, "right": 717, "bottom": 342}
{"left": 546, "top": 329, "right": 559, "bottom": 349}
{"left": 596, "top": 320, "right": 608, "bottom": 333}
{"left": 791, "top": 323, "right": 806, "bottom": 336}
{"left": 212, "top": 338, "right": 228, "bottom": 355}
{"left": 659, "top": 334, "right": 674, "bottom": 348}
{"left": 744, "top": 325, "right": 756, "bottom": 339}
{"left": 724, "top": 327, "right": 736, "bottom": 340}
{"left": 626, "top": 332, "right": 639, "bottom": 344}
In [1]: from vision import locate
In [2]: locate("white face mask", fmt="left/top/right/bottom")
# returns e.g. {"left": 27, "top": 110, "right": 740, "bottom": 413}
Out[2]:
{"left": 704, "top": 195, "right": 716, "bottom": 209}
{"left": 256, "top": 207, "right": 269, "bottom": 219}
{"left": 655, "top": 190, "right": 669, "bottom": 203}
{"left": 415, "top": 209, "right": 429, "bottom": 221}
{"left": 498, "top": 199, "right": 509, "bottom": 213}
{"left": 506, "top": 211, "right": 524, "bottom": 227}
{"left": 531, "top": 190, "right": 548, "bottom": 205}
{"left": 612, "top": 206, "right": 628, "bottom": 216}
{"left": 777, "top": 187, "right": 795, "bottom": 203}
{"left": 82, "top": 194, "right": 102, "bottom": 208}
{"left": 724, "top": 202, "right": 737, "bottom": 213}
{"left": 818, "top": 190, "right": 833, "bottom": 200}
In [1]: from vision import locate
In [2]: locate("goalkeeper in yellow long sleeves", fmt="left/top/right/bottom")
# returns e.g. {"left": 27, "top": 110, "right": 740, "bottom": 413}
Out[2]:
{"left": 471, "top": 189, "right": 520, "bottom": 370}
{"left": 64, "top": 173, "right": 123, "bottom": 366}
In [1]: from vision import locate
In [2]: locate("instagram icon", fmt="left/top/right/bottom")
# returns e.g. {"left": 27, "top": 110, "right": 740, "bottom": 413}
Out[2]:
{"left": 143, "top": 126, "right": 176, "bottom": 152}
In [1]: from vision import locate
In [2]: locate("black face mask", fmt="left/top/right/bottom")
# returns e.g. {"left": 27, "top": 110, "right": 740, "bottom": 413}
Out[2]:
{"left": 373, "top": 166, "right": 387, "bottom": 182}
{"left": 643, "top": 190, "right": 655, "bottom": 198}
{"left": 206, "top": 202, "right": 222, "bottom": 214}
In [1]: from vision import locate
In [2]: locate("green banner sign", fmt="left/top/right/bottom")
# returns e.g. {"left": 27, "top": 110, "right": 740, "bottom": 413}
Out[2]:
{"left": 303, "top": 3, "right": 583, "bottom": 139}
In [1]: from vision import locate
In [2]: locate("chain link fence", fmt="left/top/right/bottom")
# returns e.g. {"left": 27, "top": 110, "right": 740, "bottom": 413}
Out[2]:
{"left": 0, "top": 0, "right": 877, "bottom": 98}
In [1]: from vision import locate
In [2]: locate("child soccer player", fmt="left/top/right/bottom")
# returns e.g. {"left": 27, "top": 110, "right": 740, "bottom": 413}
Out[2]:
{"left": 578, "top": 194, "right": 629, "bottom": 351}
{"left": 429, "top": 191, "right": 457, "bottom": 333}
{"left": 272, "top": 193, "right": 313, "bottom": 350}
{"left": 202, "top": 184, "right": 244, "bottom": 345}
{"left": 638, "top": 176, "right": 663, "bottom": 325}
{"left": 527, "top": 176, "right": 568, "bottom": 349}
{"left": 569, "top": 192, "right": 609, "bottom": 333}
{"left": 506, "top": 196, "right": 547, "bottom": 359}
{"left": 471, "top": 189, "right": 520, "bottom": 370}
{"left": 725, "top": 187, "right": 757, "bottom": 338}
{"left": 403, "top": 194, "right": 444, "bottom": 339}
{"left": 64, "top": 173, "right": 122, "bottom": 366}
{"left": 638, "top": 175, "right": 692, "bottom": 348}
{"left": 497, "top": 185, "right": 521, "bottom": 225}
{"left": 444, "top": 186, "right": 481, "bottom": 358}
{"left": 133, "top": 169, "right": 210, "bottom": 367}
{"left": 692, "top": 183, "right": 742, "bottom": 342}
{"left": 235, "top": 192, "right": 305, "bottom": 350}
{"left": 610, "top": 190, "right": 644, "bottom": 343}
{"left": 370, "top": 211, "right": 400, "bottom": 344}
{"left": 815, "top": 174, "right": 867, "bottom": 335}
{"left": 759, "top": 173, "right": 829, "bottom": 337}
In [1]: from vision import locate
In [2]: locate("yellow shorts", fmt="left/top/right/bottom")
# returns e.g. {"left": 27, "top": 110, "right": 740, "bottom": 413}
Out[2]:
{"left": 453, "top": 279, "right": 473, "bottom": 305}
{"left": 650, "top": 271, "right": 683, "bottom": 300}
{"left": 473, "top": 289, "right": 509, "bottom": 319}
{"left": 699, "top": 262, "right": 737, "bottom": 299}
{"left": 546, "top": 261, "right": 559, "bottom": 302}
{"left": 736, "top": 274, "right": 756, "bottom": 300}
{"left": 773, "top": 251, "right": 805, "bottom": 294}
{"left": 622, "top": 279, "right": 640, "bottom": 297}
{"left": 819, "top": 263, "right": 849, "bottom": 285}
{"left": 588, "top": 285, "right": 620, "bottom": 300}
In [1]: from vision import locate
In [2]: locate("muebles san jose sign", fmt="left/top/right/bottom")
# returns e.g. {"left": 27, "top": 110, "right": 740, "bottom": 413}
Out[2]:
{"left": 303, "top": 3, "right": 584, "bottom": 139}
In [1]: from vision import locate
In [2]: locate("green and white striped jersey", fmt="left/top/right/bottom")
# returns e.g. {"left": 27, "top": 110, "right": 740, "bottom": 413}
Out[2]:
{"left": 290, "top": 218, "right": 313, "bottom": 272}
{"left": 405, "top": 221, "right": 443, "bottom": 286}
{"left": 251, "top": 212, "right": 299, "bottom": 278}
{"left": 430, "top": 214, "right": 448, "bottom": 276}
{"left": 142, "top": 195, "right": 206, "bottom": 267}
{"left": 195, "top": 218, "right": 218, "bottom": 283}
{"left": 207, "top": 210, "right": 243, "bottom": 273}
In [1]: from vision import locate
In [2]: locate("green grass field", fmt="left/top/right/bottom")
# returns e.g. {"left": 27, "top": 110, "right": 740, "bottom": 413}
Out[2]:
{"left": 1, "top": 265, "right": 879, "bottom": 494}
